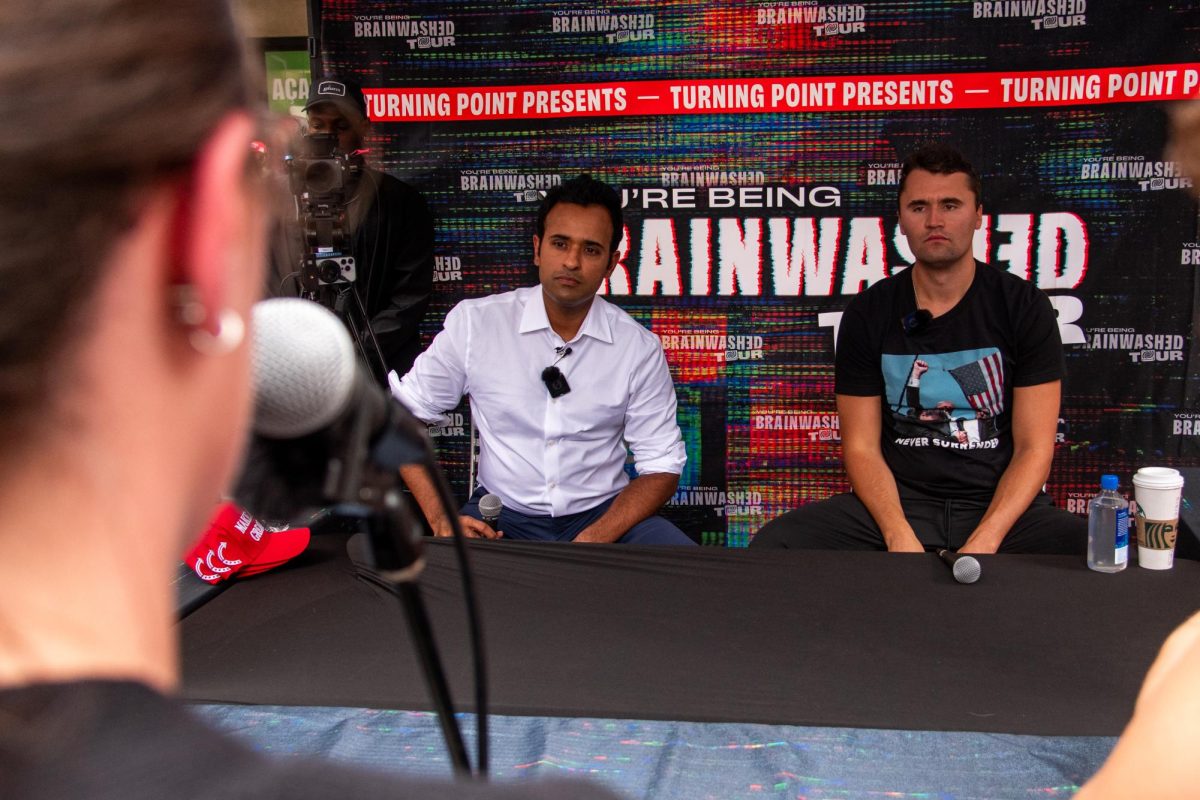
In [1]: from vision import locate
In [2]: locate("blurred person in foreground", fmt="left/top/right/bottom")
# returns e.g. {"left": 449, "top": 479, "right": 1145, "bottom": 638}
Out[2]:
{"left": 1074, "top": 103, "right": 1200, "bottom": 800}
{"left": 0, "top": 1, "right": 616, "bottom": 797}
{"left": 1076, "top": 610, "right": 1200, "bottom": 798}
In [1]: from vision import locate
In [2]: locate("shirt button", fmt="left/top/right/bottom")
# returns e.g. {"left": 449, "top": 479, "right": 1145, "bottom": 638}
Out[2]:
{"left": 548, "top": 481, "right": 557, "bottom": 489}
{"left": 547, "top": 439, "right": 556, "bottom": 447}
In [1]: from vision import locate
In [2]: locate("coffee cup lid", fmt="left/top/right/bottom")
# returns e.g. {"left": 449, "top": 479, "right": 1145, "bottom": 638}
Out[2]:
{"left": 1132, "top": 467, "right": 1184, "bottom": 490}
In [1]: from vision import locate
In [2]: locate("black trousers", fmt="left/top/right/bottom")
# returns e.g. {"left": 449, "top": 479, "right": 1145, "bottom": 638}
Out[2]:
{"left": 751, "top": 488, "right": 1087, "bottom": 554}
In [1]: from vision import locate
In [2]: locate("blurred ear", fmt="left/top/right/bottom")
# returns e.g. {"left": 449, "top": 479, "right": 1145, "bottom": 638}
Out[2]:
{"left": 605, "top": 249, "right": 618, "bottom": 278}
{"left": 169, "top": 111, "right": 257, "bottom": 333}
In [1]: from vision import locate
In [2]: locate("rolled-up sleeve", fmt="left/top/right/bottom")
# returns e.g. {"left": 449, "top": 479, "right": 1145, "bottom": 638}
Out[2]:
{"left": 389, "top": 303, "right": 470, "bottom": 426}
{"left": 623, "top": 338, "right": 687, "bottom": 476}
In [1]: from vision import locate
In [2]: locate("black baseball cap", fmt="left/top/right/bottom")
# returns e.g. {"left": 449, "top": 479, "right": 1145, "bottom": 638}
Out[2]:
{"left": 304, "top": 78, "right": 368, "bottom": 122}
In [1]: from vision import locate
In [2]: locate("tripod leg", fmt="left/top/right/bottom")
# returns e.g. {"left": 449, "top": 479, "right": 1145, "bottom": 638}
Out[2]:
{"left": 336, "top": 285, "right": 389, "bottom": 384}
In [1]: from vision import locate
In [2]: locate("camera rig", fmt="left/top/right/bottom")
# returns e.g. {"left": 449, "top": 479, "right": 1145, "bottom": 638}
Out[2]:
{"left": 285, "top": 133, "right": 388, "bottom": 383}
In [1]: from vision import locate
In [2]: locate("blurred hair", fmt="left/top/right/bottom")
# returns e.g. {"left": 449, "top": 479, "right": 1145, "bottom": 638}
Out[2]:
{"left": 0, "top": 0, "right": 257, "bottom": 445}
{"left": 536, "top": 174, "right": 624, "bottom": 253}
{"left": 898, "top": 143, "right": 983, "bottom": 208}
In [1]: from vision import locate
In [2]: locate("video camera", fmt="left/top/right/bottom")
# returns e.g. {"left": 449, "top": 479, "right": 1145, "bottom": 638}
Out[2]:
{"left": 280, "top": 131, "right": 388, "bottom": 383}
{"left": 285, "top": 133, "right": 363, "bottom": 290}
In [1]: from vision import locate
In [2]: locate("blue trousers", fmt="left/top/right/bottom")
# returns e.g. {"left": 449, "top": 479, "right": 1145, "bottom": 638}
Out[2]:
{"left": 461, "top": 487, "right": 695, "bottom": 545}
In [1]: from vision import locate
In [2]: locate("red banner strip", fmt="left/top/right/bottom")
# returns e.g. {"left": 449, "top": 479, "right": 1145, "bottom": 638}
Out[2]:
{"left": 365, "top": 63, "right": 1200, "bottom": 122}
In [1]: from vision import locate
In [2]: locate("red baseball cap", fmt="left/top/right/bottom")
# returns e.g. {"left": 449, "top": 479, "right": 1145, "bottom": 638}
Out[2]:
{"left": 184, "top": 502, "right": 310, "bottom": 584}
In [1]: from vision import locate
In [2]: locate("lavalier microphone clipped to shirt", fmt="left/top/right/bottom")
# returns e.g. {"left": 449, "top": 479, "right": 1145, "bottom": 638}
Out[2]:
{"left": 542, "top": 345, "right": 573, "bottom": 398}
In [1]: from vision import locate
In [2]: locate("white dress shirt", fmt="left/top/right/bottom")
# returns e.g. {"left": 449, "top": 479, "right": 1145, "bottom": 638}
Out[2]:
{"left": 390, "top": 286, "right": 686, "bottom": 516}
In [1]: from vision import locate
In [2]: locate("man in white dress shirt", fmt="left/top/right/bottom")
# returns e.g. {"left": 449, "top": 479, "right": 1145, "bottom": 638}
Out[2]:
{"left": 391, "top": 174, "right": 693, "bottom": 544}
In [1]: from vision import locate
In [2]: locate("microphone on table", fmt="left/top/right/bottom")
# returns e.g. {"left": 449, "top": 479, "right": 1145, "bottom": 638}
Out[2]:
{"left": 234, "top": 297, "right": 434, "bottom": 579}
{"left": 478, "top": 493, "right": 502, "bottom": 529}
{"left": 937, "top": 549, "right": 981, "bottom": 584}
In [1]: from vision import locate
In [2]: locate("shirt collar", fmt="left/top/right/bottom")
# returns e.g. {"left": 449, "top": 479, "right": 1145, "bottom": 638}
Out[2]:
{"left": 518, "top": 288, "right": 614, "bottom": 345}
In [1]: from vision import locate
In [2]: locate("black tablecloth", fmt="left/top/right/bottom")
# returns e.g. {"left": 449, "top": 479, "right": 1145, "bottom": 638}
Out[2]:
{"left": 180, "top": 535, "right": 1200, "bottom": 736}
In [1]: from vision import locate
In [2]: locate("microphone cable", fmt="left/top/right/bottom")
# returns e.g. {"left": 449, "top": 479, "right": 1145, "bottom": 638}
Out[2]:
{"left": 422, "top": 458, "right": 490, "bottom": 778}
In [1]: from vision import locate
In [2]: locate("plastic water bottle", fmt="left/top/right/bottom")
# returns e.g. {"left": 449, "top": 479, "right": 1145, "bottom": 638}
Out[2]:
{"left": 1087, "top": 474, "right": 1129, "bottom": 573}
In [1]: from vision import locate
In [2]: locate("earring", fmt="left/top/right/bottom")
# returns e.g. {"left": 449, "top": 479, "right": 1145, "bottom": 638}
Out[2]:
{"left": 172, "top": 284, "right": 245, "bottom": 356}
{"left": 189, "top": 308, "right": 245, "bottom": 356}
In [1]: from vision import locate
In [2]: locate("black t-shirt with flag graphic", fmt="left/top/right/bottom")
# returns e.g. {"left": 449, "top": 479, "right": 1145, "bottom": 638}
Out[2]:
{"left": 835, "top": 260, "right": 1064, "bottom": 500}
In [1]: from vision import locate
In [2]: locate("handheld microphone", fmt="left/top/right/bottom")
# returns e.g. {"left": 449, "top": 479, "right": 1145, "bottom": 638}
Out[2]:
{"left": 234, "top": 298, "right": 433, "bottom": 578}
{"left": 478, "top": 493, "right": 502, "bottom": 528}
{"left": 937, "top": 549, "right": 981, "bottom": 584}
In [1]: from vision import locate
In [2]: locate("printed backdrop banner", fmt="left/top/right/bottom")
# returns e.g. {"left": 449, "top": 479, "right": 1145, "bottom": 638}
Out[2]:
{"left": 314, "top": 1, "right": 1200, "bottom": 546}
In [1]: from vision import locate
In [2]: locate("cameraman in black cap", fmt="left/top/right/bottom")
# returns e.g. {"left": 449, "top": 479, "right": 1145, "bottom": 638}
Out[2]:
{"left": 285, "top": 77, "right": 435, "bottom": 379}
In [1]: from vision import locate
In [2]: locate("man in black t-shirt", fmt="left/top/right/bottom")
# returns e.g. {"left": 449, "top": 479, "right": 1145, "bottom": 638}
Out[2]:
{"left": 753, "top": 143, "right": 1085, "bottom": 554}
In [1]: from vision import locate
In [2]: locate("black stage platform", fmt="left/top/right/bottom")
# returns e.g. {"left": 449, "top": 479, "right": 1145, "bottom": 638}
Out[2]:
{"left": 180, "top": 535, "right": 1200, "bottom": 737}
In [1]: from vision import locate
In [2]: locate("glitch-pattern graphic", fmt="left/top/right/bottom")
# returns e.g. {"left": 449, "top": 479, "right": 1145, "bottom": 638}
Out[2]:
{"left": 313, "top": 1, "right": 1200, "bottom": 543}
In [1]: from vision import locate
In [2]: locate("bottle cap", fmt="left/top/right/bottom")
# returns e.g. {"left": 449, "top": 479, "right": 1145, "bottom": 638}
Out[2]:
{"left": 1100, "top": 474, "right": 1119, "bottom": 491}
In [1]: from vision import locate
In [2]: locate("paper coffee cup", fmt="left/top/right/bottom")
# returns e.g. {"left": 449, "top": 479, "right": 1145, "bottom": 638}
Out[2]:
{"left": 1132, "top": 467, "right": 1184, "bottom": 570}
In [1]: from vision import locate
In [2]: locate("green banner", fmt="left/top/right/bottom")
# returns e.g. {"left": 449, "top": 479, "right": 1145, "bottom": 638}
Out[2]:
{"left": 265, "top": 50, "right": 309, "bottom": 116}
